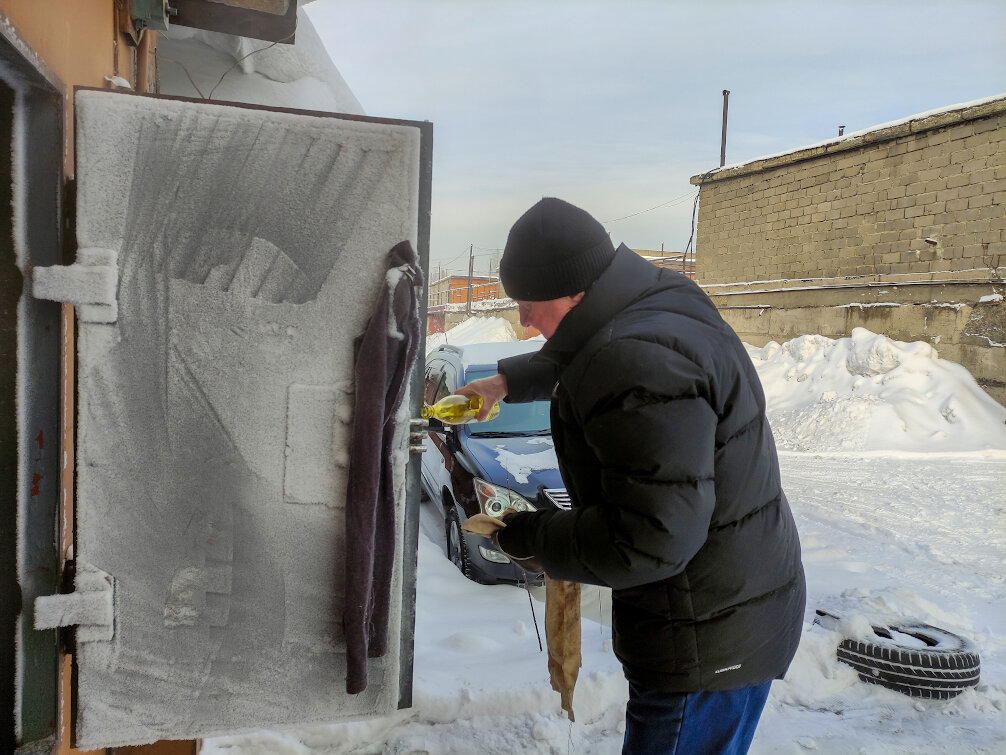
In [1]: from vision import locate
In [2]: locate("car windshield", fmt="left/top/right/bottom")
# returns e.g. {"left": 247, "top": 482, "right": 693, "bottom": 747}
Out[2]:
{"left": 463, "top": 366, "right": 551, "bottom": 435}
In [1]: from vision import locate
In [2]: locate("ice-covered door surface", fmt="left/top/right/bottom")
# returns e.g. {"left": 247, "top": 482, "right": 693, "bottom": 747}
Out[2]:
{"left": 65, "top": 90, "right": 427, "bottom": 748}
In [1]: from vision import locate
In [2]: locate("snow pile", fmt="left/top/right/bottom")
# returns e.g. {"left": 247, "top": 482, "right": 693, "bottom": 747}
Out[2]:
{"left": 426, "top": 316, "right": 522, "bottom": 353}
{"left": 748, "top": 327, "right": 1006, "bottom": 453}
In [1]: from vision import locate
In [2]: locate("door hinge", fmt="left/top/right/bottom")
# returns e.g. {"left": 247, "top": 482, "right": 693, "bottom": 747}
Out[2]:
{"left": 34, "top": 560, "right": 115, "bottom": 643}
{"left": 30, "top": 247, "right": 120, "bottom": 323}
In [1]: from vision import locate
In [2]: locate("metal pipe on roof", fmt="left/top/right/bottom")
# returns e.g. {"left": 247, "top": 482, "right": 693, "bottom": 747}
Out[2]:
{"left": 720, "top": 90, "right": 730, "bottom": 167}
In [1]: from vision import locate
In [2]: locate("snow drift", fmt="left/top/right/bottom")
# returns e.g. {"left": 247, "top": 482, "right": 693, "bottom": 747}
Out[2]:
{"left": 748, "top": 327, "right": 1006, "bottom": 453}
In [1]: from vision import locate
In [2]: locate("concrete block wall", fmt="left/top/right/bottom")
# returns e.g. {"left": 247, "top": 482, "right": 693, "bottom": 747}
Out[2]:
{"left": 691, "top": 96, "right": 1006, "bottom": 406}
{"left": 692, "top": 97, "right": 1006, "bottom": 287}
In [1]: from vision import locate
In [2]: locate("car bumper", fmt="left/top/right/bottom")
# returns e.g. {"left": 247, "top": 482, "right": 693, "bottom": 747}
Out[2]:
{"left": 464, "top": 532, "right": 544, "bottom": 586}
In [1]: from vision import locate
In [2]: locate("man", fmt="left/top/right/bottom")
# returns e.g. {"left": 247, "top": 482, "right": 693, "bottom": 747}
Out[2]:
{"left": 457, "top": 197, "right": 805, "bottom": 754}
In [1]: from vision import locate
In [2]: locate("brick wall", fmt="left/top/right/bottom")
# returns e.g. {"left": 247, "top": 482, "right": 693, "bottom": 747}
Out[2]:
{"left": 690, "top": 96, "right": 1006, "bottom": 406}
{"left": 692, "top": 97, "right": 1005, "bottom": 287}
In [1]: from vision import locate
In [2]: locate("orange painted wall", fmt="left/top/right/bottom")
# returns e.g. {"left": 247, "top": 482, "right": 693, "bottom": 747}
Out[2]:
{"left": 0, "top": 0, "right": 143, "bottom": 176}
{"left": 0, "top": 3, "right": 177, "bottom": 753}
{"left": 0, "top": 0, "right": 115, "bottom": 90}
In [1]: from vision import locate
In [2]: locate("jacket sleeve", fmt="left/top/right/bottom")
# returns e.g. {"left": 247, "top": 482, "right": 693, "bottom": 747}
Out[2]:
{"left": 498, "top": 339, "right": 718, "bottom": 590}
{"left": 498, "top": 352, "right": 560, "bottom": 403}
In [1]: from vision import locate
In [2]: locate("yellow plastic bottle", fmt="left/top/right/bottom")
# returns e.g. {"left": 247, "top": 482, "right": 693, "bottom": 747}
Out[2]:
{"left": 421, "top": 394, "right": 501, "bottom": 424}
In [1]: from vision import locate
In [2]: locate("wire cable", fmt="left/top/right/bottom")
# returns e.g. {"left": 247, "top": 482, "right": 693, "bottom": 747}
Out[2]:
{"left": 602, "top": 190, "right": 697, "bottom": 224}
{"left": 207, "top": 30, "right": 297, "bottom": 100}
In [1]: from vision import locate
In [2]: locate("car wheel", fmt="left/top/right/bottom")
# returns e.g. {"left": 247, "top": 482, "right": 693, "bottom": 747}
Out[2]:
{"left": 816, "top": 610, "right": 981, "bottom": 699}
{"left": 445, "top": 507, "right": 479, "bottom": 583}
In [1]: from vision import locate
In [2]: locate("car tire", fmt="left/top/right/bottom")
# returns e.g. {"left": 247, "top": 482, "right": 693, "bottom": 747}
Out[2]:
{"left": 445, "top": 507, "right": 479, "bottom": 583}
{"left": 818, "top": 611, "right": 981, "bottom": 700}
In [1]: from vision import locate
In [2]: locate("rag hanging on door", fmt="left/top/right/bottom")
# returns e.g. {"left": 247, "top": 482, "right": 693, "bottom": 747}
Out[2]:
{"left": 344, "top": 240, "right": 423, "bottom": 694}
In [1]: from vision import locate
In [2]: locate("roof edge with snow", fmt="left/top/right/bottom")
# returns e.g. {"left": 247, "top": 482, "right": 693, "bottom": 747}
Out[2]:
{"left": 690, "top": 93, "right": 1006, "bottom": 185}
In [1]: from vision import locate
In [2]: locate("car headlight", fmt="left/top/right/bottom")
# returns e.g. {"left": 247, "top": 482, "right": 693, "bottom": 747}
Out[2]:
{"left": 474, "top": 478, "right": 536, "bottom": 518}
{"left": 478, "top": 545, "right": 511, "bottom": 564}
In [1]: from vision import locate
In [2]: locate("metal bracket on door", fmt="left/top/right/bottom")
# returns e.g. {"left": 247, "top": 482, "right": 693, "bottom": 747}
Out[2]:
{"left": 30, "top": 246, "right": 119, "bottom": 322}
{"left": 409, "top": 418, "right": 426, "bottom": 454}
{"left": 34, "top": 561, "right": 115, "bottom": 643}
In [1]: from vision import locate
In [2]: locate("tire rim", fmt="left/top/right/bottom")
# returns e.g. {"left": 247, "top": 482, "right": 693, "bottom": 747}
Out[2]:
{"left": 449, "top": 517, "right": 463, "bottom": 568}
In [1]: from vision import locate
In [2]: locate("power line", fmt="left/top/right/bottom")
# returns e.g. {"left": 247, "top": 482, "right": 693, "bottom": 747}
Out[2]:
{"left": 602, "top": 191, "right": 697, "bottom": 224}
{"left": 434, "top": 189, "right": 696, "bottom": 274}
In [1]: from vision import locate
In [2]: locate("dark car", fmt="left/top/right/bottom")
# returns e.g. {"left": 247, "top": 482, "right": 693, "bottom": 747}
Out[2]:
{"left": 420, "top": 340, "right": 569, "bottom": 585}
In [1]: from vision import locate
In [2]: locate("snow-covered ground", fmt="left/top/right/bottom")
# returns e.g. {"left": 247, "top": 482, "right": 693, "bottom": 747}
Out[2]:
{"left": 204, "top": 318, "right": 1006, "bottom": 754}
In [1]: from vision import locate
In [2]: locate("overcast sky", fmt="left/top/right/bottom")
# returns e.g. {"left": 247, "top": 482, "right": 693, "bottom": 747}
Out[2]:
{"left": 305, "top": 1, "right": 1006, "bottom": 277}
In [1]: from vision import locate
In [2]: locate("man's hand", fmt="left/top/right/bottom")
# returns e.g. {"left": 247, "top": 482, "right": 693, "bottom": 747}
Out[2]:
{"left": 463, "top": 509, "right": 545, "bottom": 573}
{"left": 492, "top": 512, "right": 544, "bottom": 573}
{"left": 456, "top": 373, "right": 509, "bottom": 421}
{"left": 492, "top": 530, "right": 544, "bottom": 574}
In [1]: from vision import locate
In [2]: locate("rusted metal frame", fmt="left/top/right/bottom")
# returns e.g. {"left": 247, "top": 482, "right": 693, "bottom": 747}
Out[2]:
{"left": 0, "top": 11, "right": 66, "bottom": 752}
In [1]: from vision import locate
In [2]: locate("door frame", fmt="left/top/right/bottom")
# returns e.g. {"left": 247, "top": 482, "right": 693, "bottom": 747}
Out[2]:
{"left": 0, "top": 17, "right": 65, "bottom": 753}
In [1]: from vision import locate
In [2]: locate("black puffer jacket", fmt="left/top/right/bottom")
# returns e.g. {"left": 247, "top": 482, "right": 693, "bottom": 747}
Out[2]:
{"left": 497, "top": 245, "right": 805, "bottom": 693}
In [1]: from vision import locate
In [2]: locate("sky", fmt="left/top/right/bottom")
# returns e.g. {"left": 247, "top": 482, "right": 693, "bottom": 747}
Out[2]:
{"left": 304, "top": 0, "right": 1006, "bottom": 277}
{"left": 203, "top": 319, "right": 1006, "bottom": 754}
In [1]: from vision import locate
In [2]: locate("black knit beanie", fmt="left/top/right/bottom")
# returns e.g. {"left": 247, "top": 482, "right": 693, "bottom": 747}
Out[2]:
{"left": 499, "top": 198, "right": 616, "bottom": 301}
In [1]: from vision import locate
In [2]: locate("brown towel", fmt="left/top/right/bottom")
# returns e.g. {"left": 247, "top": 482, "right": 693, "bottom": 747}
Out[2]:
{"left": 464, "top": 512, "right": 581, "bottom": 720}
{"left": 545, "top": 576, "right": 581, "bottom": 722}
{"left": 344, "top": 240, "right": 423, "bottom": 694}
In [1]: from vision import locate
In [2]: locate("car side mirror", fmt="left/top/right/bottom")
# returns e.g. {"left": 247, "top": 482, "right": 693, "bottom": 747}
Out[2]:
{"left": 445, "top": 430, "right": 462, "bottom": 454}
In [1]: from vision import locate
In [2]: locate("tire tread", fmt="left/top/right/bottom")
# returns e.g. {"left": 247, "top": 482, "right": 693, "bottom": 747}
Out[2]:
{"left": 833, "top": 622, "right": 980, "bottom": 700}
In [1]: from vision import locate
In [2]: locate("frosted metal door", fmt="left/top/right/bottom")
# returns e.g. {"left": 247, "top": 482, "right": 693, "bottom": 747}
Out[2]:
{"left": 63, "top": 89, "right": 428, "bottom": 749}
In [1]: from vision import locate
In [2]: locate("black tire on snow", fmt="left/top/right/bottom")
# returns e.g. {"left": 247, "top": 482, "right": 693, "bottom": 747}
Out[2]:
{"left": 834, "top": 621, "right": 980, "bottom": 700}
{"left": 445, "top": 507, "right": 479, "bottom": 583}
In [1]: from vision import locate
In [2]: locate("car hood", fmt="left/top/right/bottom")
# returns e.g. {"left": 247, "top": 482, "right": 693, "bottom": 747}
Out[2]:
{"left": 461, "top": 433, "right": 564, "bottom": 500}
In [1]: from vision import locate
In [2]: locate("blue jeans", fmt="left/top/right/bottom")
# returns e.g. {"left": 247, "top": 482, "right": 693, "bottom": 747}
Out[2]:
{"left": 622, "top": 681, "right": 772, "bottom": 754}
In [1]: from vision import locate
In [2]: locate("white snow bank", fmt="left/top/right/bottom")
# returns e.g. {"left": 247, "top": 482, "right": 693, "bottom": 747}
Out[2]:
{"left": 426, "top": 316, "right": 526, "bottom": 353}
{"left": 748, "top": 327, "right": 1006, "bottom": 453}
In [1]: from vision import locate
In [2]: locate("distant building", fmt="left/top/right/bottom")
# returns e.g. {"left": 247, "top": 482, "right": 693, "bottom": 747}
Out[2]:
{"left": 632, "top": 248, "right": 696, "bottom": 279}
{"left": 426, "top": 275, "right": 499, "bottom": 308}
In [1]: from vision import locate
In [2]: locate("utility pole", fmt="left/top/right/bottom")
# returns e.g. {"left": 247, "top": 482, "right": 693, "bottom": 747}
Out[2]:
{"left": 465, "top": 244, "right": 474, "bottom": 316}
{"left": 720, "top": 89, "right": 730, "bottom": 167}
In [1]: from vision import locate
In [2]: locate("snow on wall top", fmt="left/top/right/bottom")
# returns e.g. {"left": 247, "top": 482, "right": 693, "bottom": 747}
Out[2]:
{"left": 692, "top": 93, "right": 1006, "bottom": 183}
